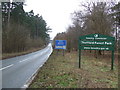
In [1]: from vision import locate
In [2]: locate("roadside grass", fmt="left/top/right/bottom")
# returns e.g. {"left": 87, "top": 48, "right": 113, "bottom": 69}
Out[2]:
{"left": 29, "top": 50, "right": 118, "bottom": 88}
{"left": 2, "top": 46, "right": 46, "bottom": 60}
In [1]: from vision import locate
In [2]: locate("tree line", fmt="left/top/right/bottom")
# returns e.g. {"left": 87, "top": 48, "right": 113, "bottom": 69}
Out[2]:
{"left": 54, "top": 2, "right": 120, "bottom": 54}
{"left": 2, "top": 2, "right": 51, "bottom": 53}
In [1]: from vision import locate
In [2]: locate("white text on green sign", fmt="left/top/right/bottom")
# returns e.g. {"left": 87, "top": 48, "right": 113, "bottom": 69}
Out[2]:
{"left": 81, "top": 41, "right": 113, "bottom": 45}
{"left": 80, "top": 34, "right": 115, "bottom": 40}
{"left": 80, "top": 46, "right": 113, "bottom": 51}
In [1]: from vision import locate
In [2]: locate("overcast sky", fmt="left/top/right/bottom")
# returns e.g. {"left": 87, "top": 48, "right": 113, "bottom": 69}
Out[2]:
{"left": 24, "top": 0, "right": 85, "bottom": 39}
{"left": 23, "top": 0, "right": 118, "bottom": 39}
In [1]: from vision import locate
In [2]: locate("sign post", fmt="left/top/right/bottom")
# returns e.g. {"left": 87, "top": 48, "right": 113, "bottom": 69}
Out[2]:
{"left": 79, "top": 34, "right": 115, "bottom": 70}
{"left": 111, "top": 50, "right": 114, "bottom": 70}
{"left": 78, "top": 39, "right": 81, "bottom": 68}
{"left": 79, "top": 48, "right": 81, "bottom": 68}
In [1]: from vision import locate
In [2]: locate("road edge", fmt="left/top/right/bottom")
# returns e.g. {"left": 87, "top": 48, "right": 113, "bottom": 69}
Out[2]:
{"left": 22, "top": 45, "right": 53, "bottom": 89}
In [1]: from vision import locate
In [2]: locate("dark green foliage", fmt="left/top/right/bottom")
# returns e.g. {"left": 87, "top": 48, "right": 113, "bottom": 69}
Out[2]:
{"left": 2, "top": 2, "right": 50, "bottom": 53}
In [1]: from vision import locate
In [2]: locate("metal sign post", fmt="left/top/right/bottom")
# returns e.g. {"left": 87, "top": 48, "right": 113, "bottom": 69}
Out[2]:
{"left": 79, "top": 34, "right": 115, "bottom": 70}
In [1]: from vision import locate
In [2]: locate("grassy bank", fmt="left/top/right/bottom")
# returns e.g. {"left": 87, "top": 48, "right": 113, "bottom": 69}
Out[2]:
{"left": 2, "top": 45, "right": 46, "bottom": 60}
{"left": 29, "top": 50, "right": 118, "bottom": 88}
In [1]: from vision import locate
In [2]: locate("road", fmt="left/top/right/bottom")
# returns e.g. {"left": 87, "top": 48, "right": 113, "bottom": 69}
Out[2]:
{"left": 1, "top": 43, "right": 53, "bottom": 88}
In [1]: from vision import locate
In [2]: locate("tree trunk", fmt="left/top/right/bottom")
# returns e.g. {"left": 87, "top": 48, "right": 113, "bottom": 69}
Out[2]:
{"left": 90, "top": 50, "right": 91, "bottom": 53}
{"left": 94, "top": 50, "right": 97, "bottom": 58}
{"left": 98, "top": 50, "right": 102, "bottom": 55}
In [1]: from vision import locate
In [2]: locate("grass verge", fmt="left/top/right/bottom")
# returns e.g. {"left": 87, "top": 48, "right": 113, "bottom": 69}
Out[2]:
{"left": 2, "top": 45, "right": 46, "bottom": 60}
{"left": 29, "top": 50, "right": 118, "bottom": 88}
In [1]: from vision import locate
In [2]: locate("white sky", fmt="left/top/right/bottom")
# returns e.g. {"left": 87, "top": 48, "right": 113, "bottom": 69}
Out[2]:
{"left": 23, "top": 0, "right": 83, "bottom": 39}
{"left": 23, "top": 0, "right": 119, "bottom": 39}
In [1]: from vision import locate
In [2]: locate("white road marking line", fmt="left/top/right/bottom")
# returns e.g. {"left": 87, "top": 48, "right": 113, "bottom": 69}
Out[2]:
{"left": 22, "top": 84, "right": 28, "bottom": 88}
{"left": 0, "top": 64, "right": 14, "bottom": 71}
{"left": 19, "top": 58, "right": 29, "bottom": 63}
{"left": 40, "top": 65, "right": 43, "bottom": 67}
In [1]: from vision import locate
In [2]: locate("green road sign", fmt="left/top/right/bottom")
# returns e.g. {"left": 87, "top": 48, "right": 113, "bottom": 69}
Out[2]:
{"left": 80, "top": 40, "right": 114, "bottom": 46}
{"left": 78, "top": 34, "right": 115, "bottom": 70}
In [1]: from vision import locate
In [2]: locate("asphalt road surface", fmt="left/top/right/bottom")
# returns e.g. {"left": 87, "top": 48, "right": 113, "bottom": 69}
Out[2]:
{"left": 1, "top": 43, "right": 53, "bottom": 88}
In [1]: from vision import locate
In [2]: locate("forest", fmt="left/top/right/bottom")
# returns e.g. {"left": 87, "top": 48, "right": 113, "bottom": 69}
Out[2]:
{"left": 2, "top": 2, "right": 50, "bottom": 53}
{"left": 54, "top": 2, "right": 120, "bottom": 54}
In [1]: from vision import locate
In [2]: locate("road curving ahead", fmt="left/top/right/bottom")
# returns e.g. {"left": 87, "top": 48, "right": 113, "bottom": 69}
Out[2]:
{"left": 1, "top": 43, "right": 53, "bottom": 88}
